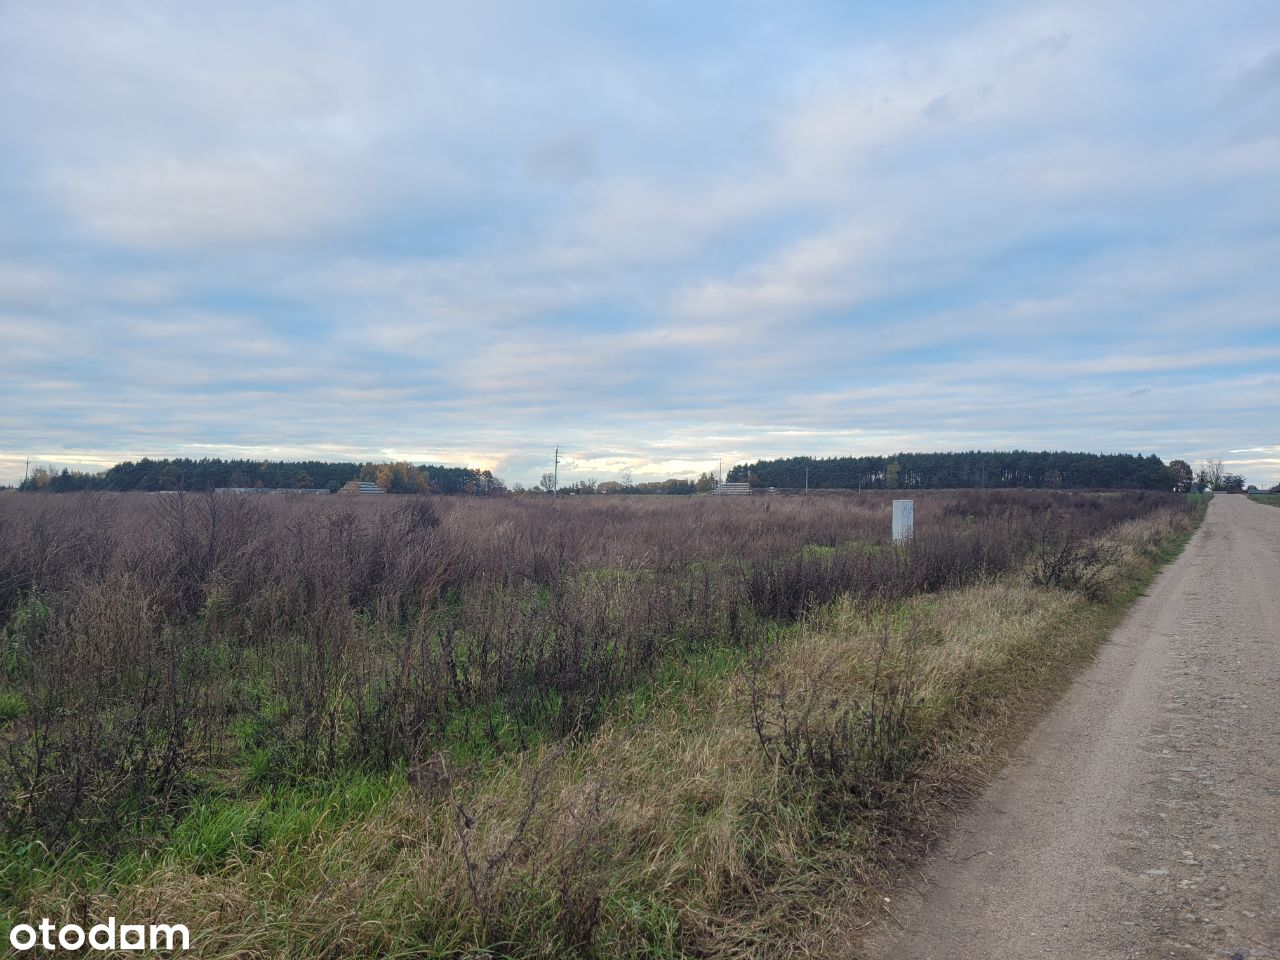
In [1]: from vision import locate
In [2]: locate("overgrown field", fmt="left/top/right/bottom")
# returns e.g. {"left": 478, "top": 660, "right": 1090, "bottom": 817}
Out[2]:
{"left": 0, "top": 490, "right": 1200, "bottom": 957}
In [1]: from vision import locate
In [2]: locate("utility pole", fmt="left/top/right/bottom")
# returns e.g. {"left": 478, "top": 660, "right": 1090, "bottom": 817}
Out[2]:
{"left": 24, "top": 457, "right": 29, "bottom": 484}
{"left": 805, "top": 466, "right": 809, "bottom": 492}
{"left": 553, "top": 447, "right": 559, "bottom": 498}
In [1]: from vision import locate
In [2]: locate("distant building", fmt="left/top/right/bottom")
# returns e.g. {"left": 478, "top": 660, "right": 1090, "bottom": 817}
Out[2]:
{"left": 338, "top": 480, "right": 385, "bottom": 495}
{"left": 711, "top": 482, "right": 751, "bottom": 496}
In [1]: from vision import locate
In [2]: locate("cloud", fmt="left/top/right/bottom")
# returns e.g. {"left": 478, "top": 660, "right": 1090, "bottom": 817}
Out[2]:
{"left": 49, "top": 154, "right": 359, "bottom": 248}
{"left": 0, "top": 263, "right": 64, "bottom": 306}
{"left": 525, "top": 135, "right": 599, "bottom": 185}
{"left": 1233, "top": 46, "right": 1280, "bottom": 98}
{"left": 0, "top": 0, "right": 1277, "bottom": 490}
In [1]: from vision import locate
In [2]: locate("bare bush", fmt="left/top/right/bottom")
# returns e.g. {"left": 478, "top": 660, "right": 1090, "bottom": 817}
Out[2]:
{"left": 1029, "top": 517, "right": 1124, "bottom": 600}
{"left": 0, "top": 489, "right": 1190, "bottom": 852}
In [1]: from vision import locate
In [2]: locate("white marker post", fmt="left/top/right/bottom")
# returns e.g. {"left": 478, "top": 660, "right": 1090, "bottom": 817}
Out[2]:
{"left": 892, "top": 499, "right": 914, "bottom": 543}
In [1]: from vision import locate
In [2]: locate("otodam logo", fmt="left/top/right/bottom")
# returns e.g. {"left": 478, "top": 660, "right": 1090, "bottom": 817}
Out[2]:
{"left": 8, "top": 918, "right": 189, "bottom": 952}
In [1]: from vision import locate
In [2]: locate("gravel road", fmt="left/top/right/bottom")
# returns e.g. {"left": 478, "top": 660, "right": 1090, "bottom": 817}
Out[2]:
{"left": 868, "top": 494, "right": 1278, "bottom": 959}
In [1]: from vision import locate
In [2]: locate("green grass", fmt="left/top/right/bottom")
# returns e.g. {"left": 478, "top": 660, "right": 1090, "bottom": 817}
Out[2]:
{"left": 1248, "top": 493, "right": 1280, "bottom": 509}
{"left": 162, "top": 775, "right": 400, "bottom": 871}
{"left": 1, "top": 774, "right": 402, "bottom": 927}
{"left": 0, "top": 689, "right": 25, "bottom": 723}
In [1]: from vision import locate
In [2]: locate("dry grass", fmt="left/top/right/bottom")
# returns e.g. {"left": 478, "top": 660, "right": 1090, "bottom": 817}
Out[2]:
{"left": 10, "top": 502, "right": 1199, "bottom": 959}
{"left": 0, "top": 491, "right": 1201, "bottom": 958}
{"left": 0, "top": 490, "right": 1180, "bottom": 848}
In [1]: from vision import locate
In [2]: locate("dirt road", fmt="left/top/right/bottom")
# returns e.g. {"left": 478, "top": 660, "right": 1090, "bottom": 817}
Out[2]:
{"left": 869, "top": 495, "right": 1279, "bottom": 959}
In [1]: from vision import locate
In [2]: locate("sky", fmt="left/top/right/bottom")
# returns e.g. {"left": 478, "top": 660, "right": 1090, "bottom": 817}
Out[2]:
{"left": 1, "top": 1, "right": 1277, "bottom": 489}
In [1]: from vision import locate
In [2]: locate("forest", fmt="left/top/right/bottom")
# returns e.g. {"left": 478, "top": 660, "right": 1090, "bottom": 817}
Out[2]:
{"left": 14, "top": 450, "right": 1194, "bottom": 497}
{"left": 728, "top": 450, "right": 1178, "bottom": 491}
{"left": 16, "top": 458, "right": 505, "bottom": 495}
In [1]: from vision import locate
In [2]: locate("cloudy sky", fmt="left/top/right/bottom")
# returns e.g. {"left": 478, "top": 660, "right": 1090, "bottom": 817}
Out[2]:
{"left": 1, "top": 1, "right": 1277, "bottom": 488}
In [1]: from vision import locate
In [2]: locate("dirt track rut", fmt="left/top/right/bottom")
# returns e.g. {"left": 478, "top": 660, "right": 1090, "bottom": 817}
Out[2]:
{"left": 868, "top": 495, "right": 1279, "bottom": 959}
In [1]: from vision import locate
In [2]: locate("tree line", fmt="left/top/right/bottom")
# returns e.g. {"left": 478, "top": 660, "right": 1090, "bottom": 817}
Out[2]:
{"left": 727, "top": 451, "right": 1181, "bottom": 491}
{"left": 16, "top": 458, "right": 506, "bottom": 495}
{"left": 11, "top": 452, "right": 1255, "bottom": 497}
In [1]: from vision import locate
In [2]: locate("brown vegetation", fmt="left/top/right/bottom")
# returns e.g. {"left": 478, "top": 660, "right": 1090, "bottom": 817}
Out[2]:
{"left": 0, "top": 489, "right": 1196, "bottom": 956}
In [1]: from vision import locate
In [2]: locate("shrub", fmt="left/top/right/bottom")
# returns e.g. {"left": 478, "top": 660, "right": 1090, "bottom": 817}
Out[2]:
{"left": 748, "top": 624, "right": 921, "bottom": 821}
{"left": 0, "top": 489, "right": 1189, "bottom": 852}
